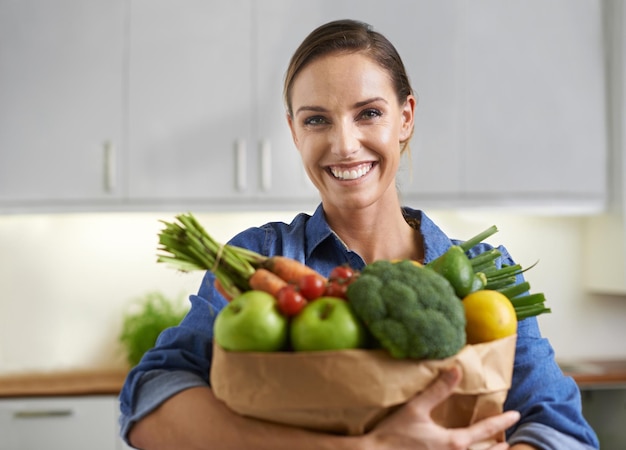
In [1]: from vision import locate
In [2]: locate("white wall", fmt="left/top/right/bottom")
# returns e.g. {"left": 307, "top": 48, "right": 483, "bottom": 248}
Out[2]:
{"left": 1, "top": 210, "right": 625, "bottom": 375}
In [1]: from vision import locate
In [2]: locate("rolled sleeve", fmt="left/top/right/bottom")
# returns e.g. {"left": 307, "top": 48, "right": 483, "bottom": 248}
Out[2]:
{"left": 118, "top": 289, "right": 226, "bottom": 444}
{"left": 509, "top": 422, "right": 598, "bottom": 450}
{"left": 118, "top": 370, "right": 207, "bottom": 445}
{"left": 504, "top": 317, "right": 599, "bottom": 448}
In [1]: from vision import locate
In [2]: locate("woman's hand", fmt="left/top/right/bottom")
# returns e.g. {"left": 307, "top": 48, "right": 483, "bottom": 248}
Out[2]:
{"left": 362, "top": 366, "right": 521, "bottom": 450}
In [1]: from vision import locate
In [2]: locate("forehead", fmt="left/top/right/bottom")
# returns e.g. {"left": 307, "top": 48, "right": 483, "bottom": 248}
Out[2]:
{"left": 290, "top": 52, "right": 395, "bottom": 104}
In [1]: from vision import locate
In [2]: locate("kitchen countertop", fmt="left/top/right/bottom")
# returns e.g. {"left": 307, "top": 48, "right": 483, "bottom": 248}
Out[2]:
{"left": 0, "top": 369, "right": 128, "bottom": 398}
{"left": 0, "top": 359, "right": 624, "bottom": 398}
{"left": 559, "top": 359, "right": 626, "bottom": 388}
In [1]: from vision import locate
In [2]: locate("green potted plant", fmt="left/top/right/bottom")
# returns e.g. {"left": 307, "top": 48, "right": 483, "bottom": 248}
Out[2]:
{"left": 119, "top": 291, "right": 189, "bottom": 367}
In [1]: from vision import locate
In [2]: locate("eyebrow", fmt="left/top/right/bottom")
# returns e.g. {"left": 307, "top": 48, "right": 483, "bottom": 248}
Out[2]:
{"left": 294, "top": 97, "right": 388, "bottom": 116}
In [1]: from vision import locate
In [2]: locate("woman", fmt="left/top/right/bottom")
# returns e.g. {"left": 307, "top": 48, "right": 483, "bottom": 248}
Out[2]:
{"left": 120, "top": 19, "right": 598, "bottom": 450}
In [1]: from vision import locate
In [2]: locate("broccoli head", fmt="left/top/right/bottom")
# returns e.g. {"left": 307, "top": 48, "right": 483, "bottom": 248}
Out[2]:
{"left": 346, "top": 260, "right": 466, "bottom": 360}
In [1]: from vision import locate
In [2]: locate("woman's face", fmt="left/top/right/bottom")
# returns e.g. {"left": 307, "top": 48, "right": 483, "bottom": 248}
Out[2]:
{"left": 287, "top": 52, "right": 415, "bottom": 211}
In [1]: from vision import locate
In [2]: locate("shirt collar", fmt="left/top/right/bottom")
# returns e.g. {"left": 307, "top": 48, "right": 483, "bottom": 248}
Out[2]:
{"left": 304, "top": 204, "right": 337, "bottom": 260}
{"left": 304, "top": 203, "right": 454, "bottom": 263}
{"left": 401, "top": 206, "right": 455, "bottom": 263}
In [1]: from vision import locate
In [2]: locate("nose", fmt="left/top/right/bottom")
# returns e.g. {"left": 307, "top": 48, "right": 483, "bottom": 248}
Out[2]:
{"left": 330, "top": 119, "right": 360, "bottom": 158}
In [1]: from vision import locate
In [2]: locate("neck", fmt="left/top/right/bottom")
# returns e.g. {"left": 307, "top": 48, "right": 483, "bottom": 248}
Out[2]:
{"left": 323, "top": 197, "right": 423, "bottom": 264}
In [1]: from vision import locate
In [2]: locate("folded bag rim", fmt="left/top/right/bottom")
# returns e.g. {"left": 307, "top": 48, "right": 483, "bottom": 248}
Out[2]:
{"left": 210, "top": 334, "right": 516, "bottom": 411}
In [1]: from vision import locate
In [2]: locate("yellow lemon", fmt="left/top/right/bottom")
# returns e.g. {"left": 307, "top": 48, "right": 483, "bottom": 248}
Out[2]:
{"left": 390, "top": 259, "right": 423, "bottom": 267}
{"left": 463, "top": 290, "right": 517, "bottom": 344}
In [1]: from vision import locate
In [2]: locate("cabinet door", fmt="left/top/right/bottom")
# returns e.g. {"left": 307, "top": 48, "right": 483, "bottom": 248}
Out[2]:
{"left": 128, "top": 0, "right": 254, "bottom": 204}
{"left": 463, "top": 0, "right": 607, "bottom": 208}
{"left": 0, "top": 0, "right": 125, "bottom": 206}
{"left": 367, "top": 1, "right": 465, "bottom": 201}
{"left": 0, "top": 396, "right": 119, "bottom": 450}
{"left": 253, "top": 1, "right": 325, "bottom": 208}
{"left": 255, "top": 1, "right": 463, "bottom": 209}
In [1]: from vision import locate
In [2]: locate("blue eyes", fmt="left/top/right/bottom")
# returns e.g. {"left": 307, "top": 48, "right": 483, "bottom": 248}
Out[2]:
{"left": 303, "top": 109, "right": 382, "bottom": 127}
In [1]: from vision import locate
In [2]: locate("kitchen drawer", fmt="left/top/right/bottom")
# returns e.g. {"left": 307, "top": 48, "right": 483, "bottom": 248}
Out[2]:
{"left": 580, "top": 387, "right": 626, "bottom": 450}
{"left": 0, "top": 396, "right": 126, "bottom": 450}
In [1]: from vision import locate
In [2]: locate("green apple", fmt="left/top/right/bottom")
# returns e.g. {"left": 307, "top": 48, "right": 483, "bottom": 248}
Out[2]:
{"left": 214, "top": 290, "right": 288, "bottom": 352}
{"left": 290, "top": 297, "right": 366, "bottom": 351}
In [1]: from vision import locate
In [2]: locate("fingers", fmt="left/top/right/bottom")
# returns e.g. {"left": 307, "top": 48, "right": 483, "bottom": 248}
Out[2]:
{"left": 487, "top": 443, "right": 511, "bottom": 450}
{"left": 464, "top": 410, "right": 521, "bottom": 446}
{"left": 394, "top": 366, "right": 520, "bottom": 449}
{"left": 409, "top": 365, "right": 462, "bottom": 416}
{"left": 467, "top": 440, "right": 506, "bottom": 450}
{"left": 410, "top": 365, "right": 521, "bottom": 447}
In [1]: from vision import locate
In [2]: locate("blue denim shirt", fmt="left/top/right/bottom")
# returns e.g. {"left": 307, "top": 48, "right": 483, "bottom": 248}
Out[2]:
{"left": 119, "top": 204, "right": 599, "bottom": 449}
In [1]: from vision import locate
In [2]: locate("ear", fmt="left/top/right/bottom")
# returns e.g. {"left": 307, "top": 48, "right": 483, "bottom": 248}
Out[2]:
{"left": 399, "top": 95, "right": 416, "bottom": 142}
{"left": 286, "top": 113, "right": 300, "bottom": 149}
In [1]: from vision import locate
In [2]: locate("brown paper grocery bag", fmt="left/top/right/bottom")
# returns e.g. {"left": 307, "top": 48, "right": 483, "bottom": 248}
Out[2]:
{"left": 210, "top": 335, "right": 516, "bottom": 438}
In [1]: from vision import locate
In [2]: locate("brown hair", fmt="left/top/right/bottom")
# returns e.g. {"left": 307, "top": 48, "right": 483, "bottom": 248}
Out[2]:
{"left": 283, "top": 19, "right": 415, "bottom": 149}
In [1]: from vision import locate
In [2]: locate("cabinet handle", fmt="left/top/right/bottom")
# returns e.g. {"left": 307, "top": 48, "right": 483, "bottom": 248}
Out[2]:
{"left": 103, "top": 140, "right": 116, "bottom": 193}
{"left": 13, "top": 409, "right": 73, "bottom": 419}
{"left": 260, "top": 139, "right": 271, "bottom": 192}
{"left": 235, "top": 139, "right": 247, "bottom": 192}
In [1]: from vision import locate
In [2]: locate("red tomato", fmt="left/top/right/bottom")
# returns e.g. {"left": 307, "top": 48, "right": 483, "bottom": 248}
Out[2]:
{"left": 298, "top": 274, "right": 327, "bottom": 300}
{"left": 276, "top": 285, "right": 308, "bottom": 317}
{"left": 324, "top": 280, "right": 348, "bottom": 299}
{"left": 329, "top": 265, "right": 356, "bottom": 282}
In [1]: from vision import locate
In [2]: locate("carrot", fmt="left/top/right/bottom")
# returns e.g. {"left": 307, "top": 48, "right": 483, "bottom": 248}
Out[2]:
{"left": 262, "top": 256, "right": 327, "bottom": 284}
{"left": 248, "top": 268, "right": 289, "bottom": 297}
{"left": 214, "top": 278, "right": 236, "bottom": 301}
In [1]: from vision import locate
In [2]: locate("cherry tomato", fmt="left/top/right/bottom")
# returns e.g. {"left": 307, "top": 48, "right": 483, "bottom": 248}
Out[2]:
{"left": 298, "top": 274, "right": 327, "bottom": 300}
{"left": 324, "top": 279, "right": 348, "bottom": 299}
{"left": 276, "top": 285, "right": 308, "bottom": 317}
{"left": 329, "top": 265, "right": 356, "bottom": 282}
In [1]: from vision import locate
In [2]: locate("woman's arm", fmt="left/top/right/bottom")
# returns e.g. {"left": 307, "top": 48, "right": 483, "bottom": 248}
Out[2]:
{"left": 128, "top": 386, "right": 356, "bottom": 450}
{"left": 128, "top": 366, "right": 521, "bottom": 450}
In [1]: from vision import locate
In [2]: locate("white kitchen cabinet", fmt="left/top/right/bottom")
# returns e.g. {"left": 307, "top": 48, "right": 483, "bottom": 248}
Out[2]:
{"left": 0, "top": 0, "right": 611, "bottom": 214}
{"left": 127, "top": 0, "right": 608, "bottom": 212}
{"left": 403, "top": 0, "right": 608, "bottom": 211}
{"left": 127, "top": 0, "right": 320, "bottom": 211}
{"left": 580, "top": 387, "right": 626, "bottom": 450}
{"left": 0, "top": 0, "right": 125, "bottom": 209}
{"left": 0, "top": 396, "right": 130, "bottom": 450}
{"left": 584, "top": 0, "right": 626, "bottom": 294}
{"left": 127, "top": 0, "right": 261, "bottom": 207}
{"left": 127, "top": 0, "right": 463, "bottom": 211}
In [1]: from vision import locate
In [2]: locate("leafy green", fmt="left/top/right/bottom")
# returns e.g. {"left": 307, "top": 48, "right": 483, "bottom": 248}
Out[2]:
{"left": 119, "top": 291, "right": 189, "bottom": 366}
{"left": 156, "top": 213, "right": 268, "bottom": 299}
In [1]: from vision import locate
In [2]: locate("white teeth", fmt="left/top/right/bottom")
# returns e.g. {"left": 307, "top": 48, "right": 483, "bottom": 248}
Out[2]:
{"left": 330, "top": 164, "right": 373, "bottom": 180}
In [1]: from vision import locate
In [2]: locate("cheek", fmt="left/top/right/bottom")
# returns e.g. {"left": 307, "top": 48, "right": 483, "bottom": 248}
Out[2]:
{"left": 294, "top": 140, "right": 319, "bottom": 177}
{"left": 370, "top": 124, "right": 398, "bottom": 151}
{"left": 377, "top": 127, "right": 394, "bottom": 144}
{"left": 295, "top": 133, "right": 322, "bottom": 159}
{"left": 297, "top": 145, "right": 314, "bottom": 167}
{"left": 371, "top": 126, "right": 404, "bottom": 169}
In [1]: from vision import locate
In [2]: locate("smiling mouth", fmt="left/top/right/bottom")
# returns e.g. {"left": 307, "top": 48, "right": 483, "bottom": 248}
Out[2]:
{"left": 329, "top": 163, "right": 374, "bottom": 180}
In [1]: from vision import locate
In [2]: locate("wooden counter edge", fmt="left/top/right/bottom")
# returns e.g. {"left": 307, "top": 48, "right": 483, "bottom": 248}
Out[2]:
{"left": 0, "top": 369, "right": 129, "bottom": 398}
{"left": 559, "top": 359, "right": 626, "bottom": 389}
